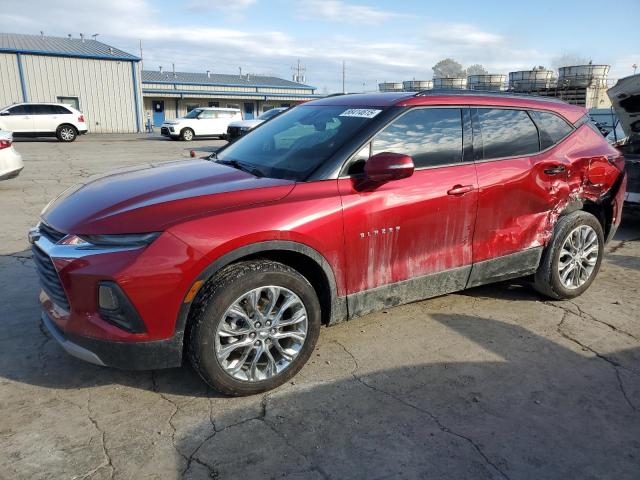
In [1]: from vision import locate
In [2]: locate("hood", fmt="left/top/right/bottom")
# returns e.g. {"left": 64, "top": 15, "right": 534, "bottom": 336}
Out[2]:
{"left": 42, "top": 159, "right": 295, "bottom": 234}
{"left": 608, "top": 74, "right": 640, "bottom": 141}
{"left": 229, "top": 119, "right": 263, "bottom": 129}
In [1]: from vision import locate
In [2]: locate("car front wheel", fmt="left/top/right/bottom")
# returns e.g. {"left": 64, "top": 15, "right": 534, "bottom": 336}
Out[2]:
{"left": 187, "top": 260, "right": 321, "bottom": 396}
{"left": 534, "top": 210, "right": 604, "bottom": 299}
{"left": 181, "top": 128, "right": 194, "bottom": 141}
{"left": 56, "top": 125, "right": 77, "bottom": 142}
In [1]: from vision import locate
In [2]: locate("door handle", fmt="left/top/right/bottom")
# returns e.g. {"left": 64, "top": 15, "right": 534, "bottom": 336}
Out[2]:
{"left": 543, "top": 165, "right": 566, "bottom": 175}
{"left": 447, "top": 184, "right": 474, "bottom": 196}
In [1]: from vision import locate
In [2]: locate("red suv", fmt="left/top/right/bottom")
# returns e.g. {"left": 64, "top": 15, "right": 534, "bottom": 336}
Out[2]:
{"left": 31, "top": 91, "right": 627, "bottom": 395}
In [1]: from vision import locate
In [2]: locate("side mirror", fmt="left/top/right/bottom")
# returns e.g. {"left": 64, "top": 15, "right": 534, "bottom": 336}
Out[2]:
{"left": 364, "top": 152, "right": 414, "bottom": 183}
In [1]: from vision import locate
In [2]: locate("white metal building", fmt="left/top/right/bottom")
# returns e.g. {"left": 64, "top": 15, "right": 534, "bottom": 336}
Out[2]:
{"left": 141, "top": 69, "right": 319, "bottom": 127}
{"left": 0, "top": 33, "right": 142, "bottom": 133}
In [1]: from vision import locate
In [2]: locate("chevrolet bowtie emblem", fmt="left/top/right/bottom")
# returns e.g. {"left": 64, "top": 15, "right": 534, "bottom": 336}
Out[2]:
{"left": 27, "top": 228, "right": 41, "bottom": 245}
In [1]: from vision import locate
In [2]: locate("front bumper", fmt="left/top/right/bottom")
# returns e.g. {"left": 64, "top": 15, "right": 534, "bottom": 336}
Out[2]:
{"left": 31, "top": 223, "right": 208, "bottom": 369}
{"left": 41, "top": 311, "right": 183, "bottom": 369}
{"left": 160, "top": 125, "right": 179, "bottom": 137}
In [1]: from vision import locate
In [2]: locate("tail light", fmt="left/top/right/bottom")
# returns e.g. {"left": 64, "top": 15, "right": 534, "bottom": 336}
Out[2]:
{"left": 78, "top": 115, "right": 85, "bottom": 123}
{"left": 607, "top": 154, "right": 625, "bottom": 172}
{"left": 0, "top": 139, "right": 11, "bottom": 150}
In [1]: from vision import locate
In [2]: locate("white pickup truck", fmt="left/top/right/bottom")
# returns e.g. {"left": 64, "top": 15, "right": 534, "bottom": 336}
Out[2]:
{"left": 160, "top": 107, "right": 242, "bottom": 141}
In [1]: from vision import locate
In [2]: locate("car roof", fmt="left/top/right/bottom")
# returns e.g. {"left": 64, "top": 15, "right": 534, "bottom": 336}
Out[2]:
{"left": 306, "top": 91, "right": 586, "bottom": 123}
{"left": 196, "top": 107, "right": 241, "bottom": 112}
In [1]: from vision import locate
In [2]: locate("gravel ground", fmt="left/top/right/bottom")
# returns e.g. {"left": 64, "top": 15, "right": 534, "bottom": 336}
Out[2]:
{"left": 1, "top": 134, "right": 639, "bottom": 479}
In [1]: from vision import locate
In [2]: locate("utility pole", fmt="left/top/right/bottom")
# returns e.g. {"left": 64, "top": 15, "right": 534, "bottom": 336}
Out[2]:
{"left": 342, "top": 60, "right": 346, "bottom": 94}
{"left": 139, "top": 39, "right": 143, "bottom": 70}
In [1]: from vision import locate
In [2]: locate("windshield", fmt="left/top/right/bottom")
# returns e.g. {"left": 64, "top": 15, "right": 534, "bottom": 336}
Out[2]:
{"left": 216, "top": 105, "right": 382, "bottom": 180}
{"left": 258, "top": 108, "right": 284, "bottom": 121}
{"left": 184, "top": 109, "right": 203, "bottom": 119}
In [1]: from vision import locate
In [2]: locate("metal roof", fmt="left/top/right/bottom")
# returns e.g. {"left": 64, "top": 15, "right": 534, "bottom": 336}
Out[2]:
{"left": 141, "top": 70, "right": 315, "bottom": 90}
{"left": 0, "top": 32, "right": 139, "bottom": 61}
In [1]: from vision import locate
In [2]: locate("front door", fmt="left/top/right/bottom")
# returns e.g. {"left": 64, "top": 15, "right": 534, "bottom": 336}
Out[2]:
{"left": 339, "top": 107, "right": 478, "bottom": 312}
{"left": 152, "top": 101, "right": 165, "bottom": 127}
{"left": 0, "top": 104, "right": 34, "bottom": 133}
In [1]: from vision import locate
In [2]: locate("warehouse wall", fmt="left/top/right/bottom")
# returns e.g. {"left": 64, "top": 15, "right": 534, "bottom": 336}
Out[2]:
{"left": 20, "top": 55, "right": 141, "bottom": 133}
{"left": 0, "top": 53, "right": 24, "bottom": 107}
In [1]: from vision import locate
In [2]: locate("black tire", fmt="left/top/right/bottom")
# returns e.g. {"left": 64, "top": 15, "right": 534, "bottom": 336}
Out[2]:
{"left": 187, "top": 260, "right": 321, "bottom": 396}
{"left": 180, "top": 128, "right": 194, "bottom": 141}
{"left": 56, "top": 124, "right": 77, "bottom": 142}
{"left": 534, "top": 210, "right": 604, "bottom": 299}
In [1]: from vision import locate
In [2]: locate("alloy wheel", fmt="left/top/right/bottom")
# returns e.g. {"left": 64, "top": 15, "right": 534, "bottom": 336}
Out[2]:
{"left": 558, "top": 225, "right": 599, "bottom": 289}
{"left": 60, "top": 127, "right": 75, "bottom": 141}
{"left": 215, "top": 286, "right": 308, "bottom": 382}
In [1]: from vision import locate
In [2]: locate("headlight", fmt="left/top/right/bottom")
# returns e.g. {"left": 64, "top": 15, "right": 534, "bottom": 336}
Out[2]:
{"left": 59, "top": 232, "right": 160, "bottom": 248}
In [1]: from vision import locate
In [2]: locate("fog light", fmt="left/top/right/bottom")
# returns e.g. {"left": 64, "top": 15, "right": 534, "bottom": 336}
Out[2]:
{"left": 97, "top": 281, "right": 146, "bottom": 333}
{"left": 98, "top": 284, "right": 119, "bottom": 310}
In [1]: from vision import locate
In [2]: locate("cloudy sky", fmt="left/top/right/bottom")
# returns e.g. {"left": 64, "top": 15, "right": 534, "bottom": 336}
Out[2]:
{"left": 1, "top": 0, "right": 638, "bottom": 92}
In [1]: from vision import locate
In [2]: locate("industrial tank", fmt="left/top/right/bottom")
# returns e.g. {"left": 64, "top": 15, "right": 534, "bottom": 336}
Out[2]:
{"left": 432, "top": 77, "right": 467, "bottom": 89}
{"left": 508, "top": 68, "right": 555, "bottom": 91}
{"left": 557, "top": 64, "right": 609, "bottom": 88}
{"left": 378, "top": 82, "right": 403, "bottom": 92}
{"left": 467, "top": 74, "right": 506, "bottom": 91}
{"left": 402, "top": 80, "right": 433, "bottom": 91}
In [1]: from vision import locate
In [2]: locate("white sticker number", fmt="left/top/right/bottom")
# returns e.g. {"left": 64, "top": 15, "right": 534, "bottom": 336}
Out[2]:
{"left": 339, "top": 108, "right": 382, "bottom": 119}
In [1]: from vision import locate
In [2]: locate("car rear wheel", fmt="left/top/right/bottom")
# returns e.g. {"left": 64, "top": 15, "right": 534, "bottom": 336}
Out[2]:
{"left": 187, "top": 260, "right": 321, "bottom": 396}
{"left": 181, "top": 128, "right": 194, "bottom": 141}
{"left": 56, "top": 125, "right": 77, "bottom": 142}
{"left": 534, "top": 211, "right": 604, "bottom": 299}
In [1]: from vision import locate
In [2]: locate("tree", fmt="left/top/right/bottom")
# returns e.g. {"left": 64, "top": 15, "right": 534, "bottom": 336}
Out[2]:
{"left": 552, "top": 53, "right": 590, "bottom": 69}
{"left": 432, "top": 58, "right": 465, "bottom": 78}
{"left": 465, "top": 64, "right": 488, "bottom": 76}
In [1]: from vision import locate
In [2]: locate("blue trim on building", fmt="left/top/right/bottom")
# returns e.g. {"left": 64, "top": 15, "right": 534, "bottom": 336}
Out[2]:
{"left": 131, "top": 63, "right": 141, "bottom": 133}
{"left": 142, "top": 79, "right": 316, "bottom": 91}
{"left": 0, "top": 47, "right": 140, "bottom": 62}
{"left": 15, "top": 53, "right": 28, "bottom": 102}
{"left": 142, "top": 89, "right": 321, "bottom": 99}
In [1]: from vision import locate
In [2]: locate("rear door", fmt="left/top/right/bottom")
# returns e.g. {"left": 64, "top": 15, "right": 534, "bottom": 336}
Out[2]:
{"left": 470, "top": 108, "right": 567, "bottom": 275}
{"left": 1, "top": 104, "right": 34, "bottom": 132}
{"left": 31, "top": 104, "right": 59, "bottom": 132}
{"left": 339, "top": 107, "right": 478, "bottom": 310}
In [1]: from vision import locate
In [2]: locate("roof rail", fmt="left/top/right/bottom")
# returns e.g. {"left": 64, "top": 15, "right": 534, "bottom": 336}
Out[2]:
{"left": 414, "top": 89, "right": 568, "bottom": 104}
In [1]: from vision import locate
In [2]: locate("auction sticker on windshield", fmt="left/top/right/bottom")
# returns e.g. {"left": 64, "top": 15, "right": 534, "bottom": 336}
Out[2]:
{"left": 339, "top": 108, "right": 382, "bottom": 118}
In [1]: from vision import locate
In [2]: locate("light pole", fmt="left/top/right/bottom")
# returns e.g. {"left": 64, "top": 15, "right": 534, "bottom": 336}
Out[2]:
{"left": 633, "top": 64, "right": 638, "bottom": 75}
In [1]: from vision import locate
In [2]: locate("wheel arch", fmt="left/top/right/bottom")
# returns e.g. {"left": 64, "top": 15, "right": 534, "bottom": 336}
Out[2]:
{"left": 175, "top": 241, "right": 347, "bottom": 354}
{"left": 57, "top": 123, "right": 78, "bottom": 133}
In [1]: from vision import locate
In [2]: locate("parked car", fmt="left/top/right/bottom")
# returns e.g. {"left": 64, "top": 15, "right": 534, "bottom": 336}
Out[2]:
{"left": 226, "top": 107, "right": 288, "bottom": 140}
{"left": 160, "top": 107, "right": 242, "bottom": 141}
{"left": 607, "top": 74, "right": 640, "bottom": 209}
{"left": 0, "top": 103, "right": 87, "bottom": 142}
{"left": 31, "top": 91, "right": 626, "bottom": 395}
{"left": 0, "top": 130, "right": 23, "bottom": 180}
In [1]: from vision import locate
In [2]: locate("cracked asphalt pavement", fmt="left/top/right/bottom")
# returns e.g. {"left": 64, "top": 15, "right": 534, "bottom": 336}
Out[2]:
{"left": 1, "top": 135, "right": 639, "bottom": 479}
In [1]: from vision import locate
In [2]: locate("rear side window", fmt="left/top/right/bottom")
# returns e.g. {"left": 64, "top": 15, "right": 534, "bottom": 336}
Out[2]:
{"left": 530, "top": 111, "right": 573, "bottom": 149}
{"left": 477, "top": 109, "right": 539, "bottom": 159}
{"left": 372, "top": 108, "right": 463, "bottom": 168}
{"left": 54, "top": 105, "right": 72, "bottom": 114}
{"left": 31, "top": 105, "right": 58, "bottom": 115}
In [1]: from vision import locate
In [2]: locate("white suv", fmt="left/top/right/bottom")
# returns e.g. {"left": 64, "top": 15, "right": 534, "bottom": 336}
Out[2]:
{"left": 160, "top": 107, "right": 242, "bottom": 141}
{"left": 0, "top": 103, "right": 88, "bottom": 142}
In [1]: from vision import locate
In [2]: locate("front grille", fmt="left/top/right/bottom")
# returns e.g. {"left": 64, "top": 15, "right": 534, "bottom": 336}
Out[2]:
{"left": 160, "top": 127, "right": 170, "bottom": 135}
{"left": 32, "top": 244, "right": 70, "bottom": 311}
{"left": 39, "top": 222, "right": 66, "bottom": 243}
{"left": 227, "top": 127, "right": 241, "bottom": 138}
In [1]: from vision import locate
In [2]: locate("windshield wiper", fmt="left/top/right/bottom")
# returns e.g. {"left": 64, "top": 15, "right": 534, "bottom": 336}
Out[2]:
{"left": 216, "top": 159, "right": 265, "bottom": 178}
